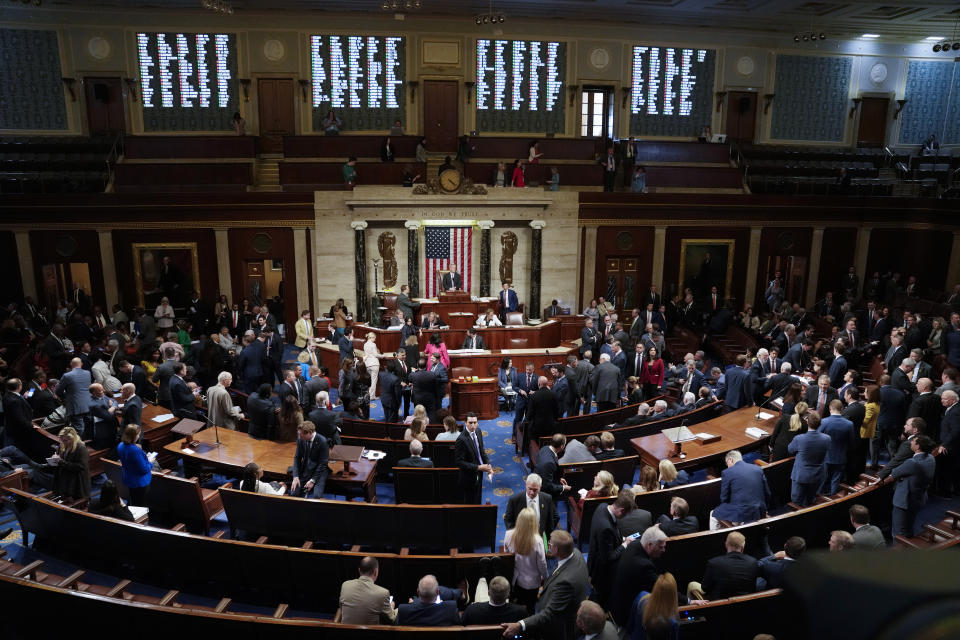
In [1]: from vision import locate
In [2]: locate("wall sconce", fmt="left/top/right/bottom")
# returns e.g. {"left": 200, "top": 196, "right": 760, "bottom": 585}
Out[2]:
{"left": 848, "top": 97, "right": 862, "bottom": 119}
{"left": 408, "top": 80, "right": 418, "bottom": 101}
{"left": 124, "top": 77, "right": 139, "bottom": 102}
{"left": 61, "top": 77, "right": 77, "bottom": 102}
{"left": 464, "top": 81, "right": 475, "bottom": 104}
{"left": 568, "top": 85, "right": 579, "bottom": 107}
{"left": 763, "top": 93, "right": 775, "bottom": 114}
{"left": 239, "top": 78, "right": 251, "bottom": 102}
{"left": 894, "top": 99, "right": 908, "bottom": 120}
{"left": 620, "top": 87, "right": 631, "bottom": 109}
{"left": 298, "top": 79, "right": 311, "bottom": 102}
{"left": 715, "top": 91, "right": 727, "bottom": 112}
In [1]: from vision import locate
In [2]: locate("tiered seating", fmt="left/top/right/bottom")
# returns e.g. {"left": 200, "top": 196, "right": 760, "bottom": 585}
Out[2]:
{"left": 0, "top": 135, "right": 114, "bottom": 193}
{"left": 392, "top": 467, "right": 460, "bottom": 504}
{"left": 739, "top": 143, "right": 895, "bottom": 196}
{"left": 895, "top": 509, "right": 960, "bottom": 549}
{"left": 708, "top": 324, "right": 759, "bottom": 366}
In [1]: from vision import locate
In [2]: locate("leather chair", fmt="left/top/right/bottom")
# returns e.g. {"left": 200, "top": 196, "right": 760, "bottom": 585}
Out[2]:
{"left": 508, "top": 337, "right": 529, "bottom": 349}
{"left": 451, "top": 366, "right": 473, "bottom": 380}
{"left": 506, "top": 311, "right": 524, "bottom": 326}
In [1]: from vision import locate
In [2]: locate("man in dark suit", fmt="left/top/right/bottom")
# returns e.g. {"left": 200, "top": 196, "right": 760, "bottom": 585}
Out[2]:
{"left": 25, "top": 369, "right": 59, "bottom": 419}
{"left": 118, "top": 383, "right": 142, "bottom": 427}
{"left": 290, "top": 421, "right": 329, "bottom": 498}
{"left": 843, "top": 387, "right": 868, "bottom": 483}
{"left": 45, "top": 323, "right": 70, "bottom": 377}
{"left": 461, "top": 576, "right": 526, "bottom": 625}
{"left": 117, "top": 360, "right": 151, "bottom": 403}
{"left": 588, "top": 493, "right": 635, "bottom": 605}
{"left": 2, "top": 379, "right": 35, "bottom": 456}
{"left": 262, "top": 329, "right": 283, "bottom": 385}
{"left": 410, "top": 357, "right": 438, "bottom": 417}
{"left": 891, "top": 435, "right": 937, "bottom": 537}
{"left": 657, "top": 496, "right": 700, "bottom": 536}
{"left": 580, "top": 318, "right": 599, "bottom": 359}
{"left": 441, "top": 269, "right": 462, "bottom": 291}
{"left": 717, "top": 355, "right": 753, "bottom": 411}
{"left": 819, "top": 400, "right": 856, "bottom": 495}
{"left": 849, "top": 505, "right": 885, "bottom": 549}
{"left": 307, "top": 392, "right": 342, "bottom": 446}
{"left": 428, "top": 353, "right": 448, "bottom": 412}
{"left": 828, "top": 342, "right": 848, "bottom": 390}
{"left": 679, "top": 359, "right": 706, "bottom": 399}
{"left": 710, "top": 449, "right": 769, "bottom": 528}
{"left": 169, "top": 363, "right": 197, "bottom": 419}
{"left": 398, "top": 575, "right": 460, "bottom": 626}
{"left": 591, "top": 354, "right": 621, "bottom": 412}
{"left": 460, "top": 328, "right": 487, "bottom": 350}
{"left": 625, "top": 343, "right": 645, "bottom": 381}
{"left": 884, "top": 333, "right": 909, "bottom": 375}
{"left": 278, "top": 369, "right": 304, "bottom": 409}
{"left": 503, "top": 473, "right": 558, "bottom": 533}
{"left": 593, "top": 431, "right": 625, "bottom": 460}
{"left": 302, "top": 368, "right": 329, "bottom": 413}
{"left": 533, "top": 433, "right": 571, "bottom": 506}
{"left": 57, "top": 357, "right": 92, "bottom": 431}
{"left": 526, "top": 376, "right": 560, "bottom": 442}
{"left": 876, "top": 375, "right": 908, "bottom": 467}
{"left": 397, "top": 439, "right": 433, "bottom": 467}
{"left": 764, "top": 361, "right": 796, "bottom": 400}
{"left": 378, "top": 367, "right": 401, "bottom": 423}
{"left": 236, "top": 335, "right": 265, "bottom": 393}
{"left": 785, "top": 339, "right": 814, "bottom": 374}
{"left": 246, "top": 383, "right": 276, "bottom": 439}
{"left": 936, "top": 390, "right": 960, "bottom": 496}
{"left": 643, "top": 286, "right": 662, "bottom": 310}
{"left": 609, "top": 526, "right": 667, "bottom": 626}
{"left": 501, "top": 530, "right": 589, "bottom": 640}
{"left": 756, "top": 536, "right": 805, "bottom": 590}
{"left": 338, "top": 326, "right": 355, "bottom": 363}
{"left": 688, "top": 531, "right": 758, "bottom": 601}
{"left": 788, "top": 412, "right": 831, "bottom": 506}
{"left": 616, "top": 491, "right": 652, "bottom": 538}
{"left": 879, "top": 417, "right": 926, "bottom": 480}
{"left": 454, "top": 413, "right": 491, "bottom": 504}
{"left": 389, "top": 350, "right": 413, "bottom": 418}
{"left": 907, "top": 378, "right": 942, "bottom": 441}
{"left": 891, "top": 357, "right": 918, "bottom": 399}
{"left": 397, "top": 284, "right": 419, "bottom": 320}
{"left": 804, "top": 375, "right": 839, "bottom": 415}
{"left": 498, "top": 282, "right": 518, "bottom": 318}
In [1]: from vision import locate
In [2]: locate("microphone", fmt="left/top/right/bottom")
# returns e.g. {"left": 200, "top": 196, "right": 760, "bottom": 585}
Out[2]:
{"left": 755, "top": 393, "right": 777, "bottom": 422}
{"left": 201, "top": 412, "right": 222, "bottom": 446}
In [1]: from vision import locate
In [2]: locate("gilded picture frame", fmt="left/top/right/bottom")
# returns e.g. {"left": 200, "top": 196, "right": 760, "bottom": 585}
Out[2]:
{"left": 678, "top": 239, "right": 735, "bottom": 301}
{"left": 132, "top": 242, "right": 200, "bottom": 309}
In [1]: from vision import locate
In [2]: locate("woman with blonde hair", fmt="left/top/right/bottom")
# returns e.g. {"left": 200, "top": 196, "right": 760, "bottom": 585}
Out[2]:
{"left": 635, "top": 465, "right": 659, "bottom": 493}
{"left": 770, "top": 401, "right": 809, "bottom": 461}
{"left": 43, "top": 426, "right": 90, "bottom": 500}
{"left": 579, "top": 470, "right": 618, "bottom": 506}
{"left": 503, "top": 506, "right": 547, "bottom": 613}
{"left": 116, "top": 424, "right": 153, "bottom": 506}
{"left": 404, "top": 403, "right": 428, "bottom": 426}
{"left": 863, "top": 384, "right": 882, "bottom": 469}
{"left": 627, "top": 571, "right": 681, "bottom": 640}
{"left": 403, "top": 417, "right": 429, "bottom": 443}
{"left": 658, "top": 459, "right": 689, "bottom": 489}
{"left": 363, "top": 332, "right": 383, "bottom": 402}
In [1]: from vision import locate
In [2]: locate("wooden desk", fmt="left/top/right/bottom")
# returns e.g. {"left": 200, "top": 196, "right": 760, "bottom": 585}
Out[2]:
{"left": 450, "top": 377, "right": 498, "bottom": 420}
{"left": 629, "top": 407, "right": 778, "bottom": 471}
{"left": 163, "top": 428, "right": 378, "bottom": 502}
{"left": 139, "top": 404, "right": 182, "bottom": 466}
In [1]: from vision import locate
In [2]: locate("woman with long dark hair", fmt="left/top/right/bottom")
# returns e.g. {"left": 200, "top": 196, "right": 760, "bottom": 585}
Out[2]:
{"left": 239, "top": 462, "right": 285, "bottom": 495}
{"left": 640, "top": 347, "right": 665, "bottom": 401}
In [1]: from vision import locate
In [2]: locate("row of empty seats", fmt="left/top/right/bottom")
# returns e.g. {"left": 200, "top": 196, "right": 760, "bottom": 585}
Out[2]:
{"left": 748, "top": 176, "right": 897, "bottom": 197}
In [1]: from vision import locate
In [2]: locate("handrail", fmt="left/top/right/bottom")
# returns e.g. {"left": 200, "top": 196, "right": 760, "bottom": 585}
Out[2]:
{"left": 103, "top": 132, "right": 124, "bottom": 191}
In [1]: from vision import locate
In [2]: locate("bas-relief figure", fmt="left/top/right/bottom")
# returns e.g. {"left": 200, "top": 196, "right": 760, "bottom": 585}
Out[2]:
{"left": 378, "top": 231, "right": 398, "bottom": 290}
{"left": 499, "top": 231, "right": 518, "bottom": 285}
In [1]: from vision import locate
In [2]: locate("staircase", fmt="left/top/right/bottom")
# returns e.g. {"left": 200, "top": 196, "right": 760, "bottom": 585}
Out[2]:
{"left": 251, "top": 155, "right": 281, "bottom": 192}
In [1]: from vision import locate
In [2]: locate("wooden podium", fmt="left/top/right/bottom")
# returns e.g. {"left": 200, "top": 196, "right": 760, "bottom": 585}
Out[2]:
{"left": 438, "top": 290, "right": 471, "bottom": 302}
{"left": 450, "top": 377, "right": 498, "bottom": 420}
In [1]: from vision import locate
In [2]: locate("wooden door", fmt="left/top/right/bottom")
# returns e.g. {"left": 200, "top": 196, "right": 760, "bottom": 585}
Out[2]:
{"left": 423, "top": 80, "right": 459, "bottom": 151}
{"left": 84, "top": 77, "right": 126, "bottom": 135}
{"left": 726, "top": 91, "right": 757, "bottom": 143}
{"left": 245, "top": 260, "right": 266, "bottom": 306}
{"left": 257, "top": 78, "right": 296, "bottom": 153}
{"left": 857, "top": 97, "right": 889, "bottom": 147}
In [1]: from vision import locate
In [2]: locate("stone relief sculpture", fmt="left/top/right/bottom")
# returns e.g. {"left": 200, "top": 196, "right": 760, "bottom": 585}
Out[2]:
{"left": 377, "top": 231, "right": 398, "bottom": 290}
{"left": 499, "top": 231, "right": 518, "bottom": 285}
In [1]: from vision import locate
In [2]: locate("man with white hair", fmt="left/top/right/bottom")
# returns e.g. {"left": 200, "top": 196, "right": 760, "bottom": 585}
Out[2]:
{"left": 609, "top": 525, "right": 668, "bottom": 626}
{"left": 308, "top": 390, "right": 343, "bottom": 446}
{"left": 397, "top": 574, "right": 461, "bottom": 626}
{"left": 892, "top": 357, "right": 918, "bottom": 398}
{"left": 119, "top": 382, "right": 142, "bottom": 427}
{"left": 503, "top": 472, "right": 558, "bottom": 533}
{"left": 591, "top": 352, "right": 621, "bottom": 412}
{"left": 650, "top": 399, "right": 671, "bottom": 419}
{"left": 936, "top": 390, "right": 960, "bottom": 496}
{"left": 207, "top": 371, "right": 244, "bottom": 429}
{"left": 710, "top": 449, "right": 770, "bottom": 530}
{"left": 676, "top": 391, "right": 697, "bottom": 414}
{"left": 397, "top": 439, "right": 433, "bottom": 467}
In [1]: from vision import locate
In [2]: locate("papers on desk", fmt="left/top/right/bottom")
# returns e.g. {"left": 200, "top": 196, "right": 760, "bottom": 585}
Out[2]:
{"left": 755, "top": 412, "right": 776, "bottom": 420}
{"left": 745, "top": 426, "right": 769, "bottom": 439}
{"left": 362, "top": 449, "right": 386, "bottom": 460}
{"left": 128, "top": 506, "right": 149, "bottom": 521}
{"left": 181, "top": 448, "right": 195, "bottom": 455}
{"left": 152, "top": 413, "right": 175, "bottom": 423}
{"left": 662, "top": 426, "right": 698, "bottom": 443}
{"left": 694, "top": 432, "right": 718, "bottom": 441}
{"left": 450, "top": 348, "right": 486, "bottom": 354}
{"left": 770, "top": 397, "right": 784, "bottom": 409}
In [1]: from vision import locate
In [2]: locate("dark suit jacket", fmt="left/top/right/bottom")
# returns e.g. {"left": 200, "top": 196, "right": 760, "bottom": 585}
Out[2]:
{"left": 246, "top": 392, "right": 275, "bottom": 438}
{"left": 533, "top": 446, "right": 564, "bottom": 497}
{"left": 891, "top": 368, "right": 917, "bottom": 398}
{"left": 878, "top": 385, "right": 908, "bottom": 435}
{"left": 441, "top": 272, "right": 463, "bottom": 291}
{"left": 588, "top": 505, "right": 625, "bottom": 597}
{"left": 819, "top": 414, "right": 856, "bottom": 465}
{"left": 503, "top": 491, "right": 557, "bottom": 533}
{"left": 941, "top": 406, "right": 960, "bottom": 453}
{"left": 59, "top": 367, "right": 92, "bottom": 415}
{"left": 398, "top": 600, "right": 460, "bottom": 627}
{"left": 765, "top": 373, "right": 795, "bottom": 399}
{"left": 757, "top": 555, "right": 795, "bottom": 589}
{"left": 410, "top": 369, "right": 438, "bottom": 412}
{"left": 460, "top": 335, "right": 487, "bottom": 350}
{"left": 702, "top": 551, "right": 760, "bottom": 600}
{"left": 617, "top": 508, "right": 653, "bottom": 538}
{"left": 892, "top": 453, "right": 936, "bottom": 510}
{"left": 378, "top": 369, "right": 401, "bottom": 416}
{"left": 879, "top": 435, "right": 917, "bottom": 479}
{"left": 454, "top": 428, "right": 488, "bottom": 490}
{"left": 580, "top": 327, "right": 599, "bottom": 356}
{"left": 526, "top": 387, "right": 560, "bottom": 439}
{"left": 397, "top": 456, "right": 434, "bottom": 467}
{"left": 711, "top": 460, "right": 770, "bottom": 522}
{"left": 169, "top": 376, "right": 196, "bottom": 418}
{"left": 279, "top": 380, "right": 303, "bottom": 408}
{"left": 657, "top": 513, "right": 699, "bottom": 537}
{"left": 338, "top": 335, "right": 355, "bottom": 362}
{"left": 788, "top": 430, "right": 831, "bottom": 485}
{"left": 718, "top": 366, "right": 752, "bottom": 409}
{"left": 292, "top": 434, "right": 329, "bottom": 485}
{"left": 609, "top": 544, "right": 659, "bottom": 625}
{"left": 121, "top": 395, "right": 143, "bottom": 427}
{"left": 594, "top": 448, "right": 626, "bottom": 461}
{"left": 843, "top": 401, "right": 866, "bottom": 434}
{"left": 307, "top": 407, "right": 343, "bottom": 446}
{"left": 2, "top": 392, "right": 34, "bottom": 451}
{"left": 591, "top": 361, "right": 621, "bottom": 404}
{"left": 461, "top": 601, "right": 527, "bottom": 626}
{"left": 804, "top": 386, "right": 840, "bottom": 410}
{"left": 520, "top": 549, "right": 589, "bottom": 640}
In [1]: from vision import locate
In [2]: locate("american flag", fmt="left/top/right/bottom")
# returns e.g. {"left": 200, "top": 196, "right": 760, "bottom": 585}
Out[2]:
{"left": 425, "top": 226, "right": 472, "bottom": 297}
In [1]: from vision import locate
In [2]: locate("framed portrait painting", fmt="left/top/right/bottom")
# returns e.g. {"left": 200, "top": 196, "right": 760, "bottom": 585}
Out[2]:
{"left": 132, "top": 242, "right": 200, "bottom": 309}
{"left": 678, "top": 239, "right": 735, "bottom": 301}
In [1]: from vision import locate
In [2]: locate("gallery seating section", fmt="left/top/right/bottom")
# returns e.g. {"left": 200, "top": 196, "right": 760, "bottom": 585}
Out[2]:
{"left": 0, "top": 135, "right": 114, "bottom": 194}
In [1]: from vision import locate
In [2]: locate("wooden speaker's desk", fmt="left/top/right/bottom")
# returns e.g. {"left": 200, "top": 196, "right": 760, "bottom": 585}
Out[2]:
{"left": 449, "top": 377, "right": 498, "bottom": 420}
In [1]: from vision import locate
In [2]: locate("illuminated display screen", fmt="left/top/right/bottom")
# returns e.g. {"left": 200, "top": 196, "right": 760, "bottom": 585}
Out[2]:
{"left": 310, "top": 35, "right": 405, "bottom": 131}
{"left": 476, "top": 39, "right": 566, "bottom": 133}
{"left": 136, "top": 32, "right": 237, "bottom": 131}
{"left": 629, "top": 45, "right": 716, "bottom": 137}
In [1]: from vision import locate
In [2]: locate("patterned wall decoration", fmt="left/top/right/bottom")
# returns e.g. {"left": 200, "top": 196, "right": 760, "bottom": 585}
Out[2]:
{"left": 629, "top": 47, "right": 717, "bottom": 138}
{"left": 770, "top": 55, "right": 852, "bottom": 142}
{"left": 898, "top": 60, "right": 959, "bottom": 145}
{"left": 0, "top": 29, "right": 68, "bottom": 130}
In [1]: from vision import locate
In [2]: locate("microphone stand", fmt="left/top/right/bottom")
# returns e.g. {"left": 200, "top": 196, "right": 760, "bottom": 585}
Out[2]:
{"left": 673, "top": 418, "right": 689, "bottom": 458}
{"left": 202, "top": 412, "right": 222, "bottom": 447}
{"left": 755, "top": 393, "right": 777, "bottom": 422}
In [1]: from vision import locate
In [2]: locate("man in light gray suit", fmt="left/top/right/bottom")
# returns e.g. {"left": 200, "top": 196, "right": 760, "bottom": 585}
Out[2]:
{"left": 501, "top": 530, "right": 589, "bottom": 640}
{"left": 337, "top": 556, "right": 397, "bottom": 625}
{"left": 397, "top": 284, "right": 419, "bottom": 320}
{"left": 849, "top": 504, "right": 885, "bottom": 549}
{"left": 57, "top": 357, "right": 92, "bottom": 432}
{"left": 591, "top": 353, "right": 621, "bottom": 412}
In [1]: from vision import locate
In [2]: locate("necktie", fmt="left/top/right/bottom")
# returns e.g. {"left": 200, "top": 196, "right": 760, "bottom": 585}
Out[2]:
{"left": 712, "top": 295, "right": 716, "bottom": 310}
{"left": 818, "top": 392, "right": 825, "bottom": 414}
{"left": 527, "top": 374, "right": 532, "bottom": 387}
{"left": 472, "top": 431, "right": 482, "bottom": 461}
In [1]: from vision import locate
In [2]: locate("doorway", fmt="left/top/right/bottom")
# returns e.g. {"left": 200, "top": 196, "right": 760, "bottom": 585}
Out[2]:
{"left": 423, "top": 80, "right": 459, "bottom": 151}
{"left": 84, "top": 77, "right": 126, "bottom": 135}
{"left": 763, "top": 255, "right": 807, "bottom": 309}
{"left": 726, "top": 91, "right": 757, "bottom": 143}
{"left": 257, "top": 78, "right": 296, "bottom": 154}
{"left": 857, "top": 97, "right": 889, "bottom": 147}
{"left": 41, "top": 262, "right": 91, "bottom": 315}
{"left": 581, "top": 87, "right": 615, "bottom": 139}
{"left": 245, "top": 259, "right": 284, "bottom": 307}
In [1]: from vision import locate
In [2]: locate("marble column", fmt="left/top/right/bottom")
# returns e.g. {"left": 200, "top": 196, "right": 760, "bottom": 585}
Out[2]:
{"left": 529, "top": 220, "right": 546, "bottom": 321}
{"left": 581, "top": 226, "right": 598, "bottom": 309}
{"left": 853, "top": 226, "right": 872, "bottom": 301}
{"left": 478, "top": 220, "right": 495, "bottom": 297}
{"left": 948, "top": 231, "right": 960, "bottom": 291}
{"left": 351, "top": 221, "right": 369, "bottom": 322}
{"left": 404, "top": 220, "right": 420, "bottom": 298}
{"left": 214, "top": 228, "right": 232, "bottom": 300}
{"left": 806, "top": 226, "right": 825, "bottom": 308}
{"left": 97, "top": 230, "right": 119, "bottom": 310}
{"left": 14, "top": 231, "right": 37, "bottom": 302}
{"left": 744, "top": 226, "right": 762, "bottom": 307}
{"left": 651, "top": 225, "right": 667, "bottom": 293}
{"left": 292, "top": 227, "right": 310, "bottom": 317}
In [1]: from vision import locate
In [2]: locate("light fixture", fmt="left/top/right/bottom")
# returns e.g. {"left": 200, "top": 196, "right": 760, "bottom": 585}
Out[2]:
{"left": 894, "top": 99, "right": 907, "bottom": 120}
{"left": 200, "top": 0, "right": 233, "bottom": 15}
{"left": 934, "top": 43, "right": 943, "bottom": 52}
{"left": 861, "top": 33, "right": 880, "bottom": 39}
{"left": 793, "top": 31, "right": 825, "bottom": 44}
{"left": 382, "top": 0, "right": 421, "bottom": 10}
{"left": 925, "top": 36, "right": 945, "bottom": 41}
{"left": 819, "top": 33, "right": 826, "bottom": 40}
{"left": 953, "top": 43, "right": 960, "bottom": 51}
{"left": 475, "top": 1, "right": 505, "bottom": 26}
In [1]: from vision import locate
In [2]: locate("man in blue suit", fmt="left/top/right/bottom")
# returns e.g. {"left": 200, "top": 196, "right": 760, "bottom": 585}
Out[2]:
{"left": 891, "top": 435, "right": 936, "bottom": 537}
{"left": 710, "top": 449, "right": 770, "bottom": 529}
{"left": 828, "top": 341, "right": 848, "bottom": 390}
{"left": 717, "top": 355, "right": 753, "bottom": 411}
{"left": 875, "top": 374, "right": 908, "bottom": 467}
{"left": 237, "top": 334, "right": 265, "bottom": 393}
{"left": 513, "top": 362, "right": 537, "bottom": 438}
{"left": 819, "top": 399, "right": 856, "bottom": 495}
{"left": 338, "top": 326, "right": 355, "bottom": 363}
{"left": 498, "top": 282, "right": 519, "bottom": 321}
{"left": 788, "top": 411, "right": 831, "bottom": 506}
{"left": 397, "top": 575, "right": 460, "bottom": 626}
{"left": 57, "top": 357, "right": 92, "bottom": 431}
{"left": 679, "top": 359, "right": 706, "bottom": 398}
{"left": 749, "top": 349, "right": 774, "bottom": 406}
{"left": 610, "top": 342, "right": 627, "bottom": 389}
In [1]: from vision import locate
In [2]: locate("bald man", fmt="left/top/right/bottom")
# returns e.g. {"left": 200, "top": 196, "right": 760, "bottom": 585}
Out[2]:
{"left": 57, "top": 357, "right": 92, "bottom": 432}
{"left": 526, "top": 375, "right": 560, "bottom": 442}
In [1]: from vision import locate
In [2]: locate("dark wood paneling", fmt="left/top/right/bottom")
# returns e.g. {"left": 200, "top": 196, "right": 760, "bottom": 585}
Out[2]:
{"left": 84, "top": 77, "right": 126, "bottom": 135}
{"left": 726, "top": 91, "right": 757, "bottom": 143}
{"left": 0, "top": 232, "right": 23, "bottom": 304}
{"left": 123, "top": 136, "right": 256, "bottom": 159}
{"left": 257, "top": 78, "right": 296, "bottom": 154}
{"left": 644, "top": 166, "right": 743, "bottom": 189}
{"left": 594, "top": 227, "right": 655, "bottom": 311}
{"left": 423, "top": 80, "right": 459, "bottom": 151}
{"left": 664, "top": 226, "right": 751, "bottom": 307}
{"left": 30, "top": 230, "right": 104, "bottom": 312}
{"left": 466, "top": 137, "right": 599, "bottom": 161}
{"left": 817, "top": 227, "right": 858, "bottom": 301}
{"left": 866, "top": 228, "right": 952, "bottom": 296}
{"left": 755, "top": 227, "right": 813, "bottom": 308}
{"left": 279, "top": 161, "right": 424, "bottom": 186}
{"left": 634, "top": 142, "right": 731, "bottom": 164}
{"left": 283, "top": 135, "right": 421, "bottom": 158}
{"left": 114, "top": 163, "right": 252, "bottom": 188}
{"left": 464, "top": 162, "right": 603, "bottom": 187}
{"left": 228, "top": 228, "right": 298, "bottom": 332}
{"left": 857, "top": 97, "right": 889, "bottom": 147}
{"left": 111, "top": 229, "right": 218, "bottom": 313}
